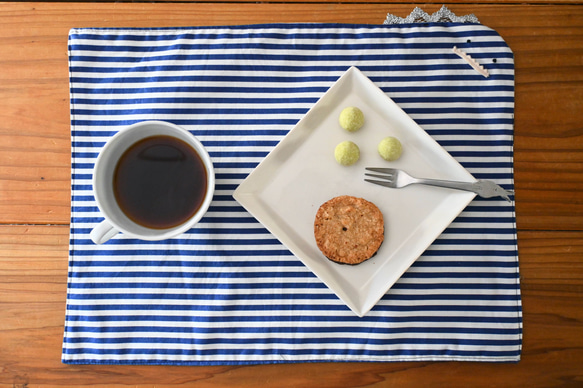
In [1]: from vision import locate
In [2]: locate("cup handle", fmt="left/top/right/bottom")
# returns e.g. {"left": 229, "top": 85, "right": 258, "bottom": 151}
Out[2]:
{"left": 90, "top": 220, "right": 120, "bottom": 244}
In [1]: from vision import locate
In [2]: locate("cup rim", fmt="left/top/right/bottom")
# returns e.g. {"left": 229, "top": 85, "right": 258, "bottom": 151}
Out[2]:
{"left": 92, "top": 120, "right": 215, "bottom": 241}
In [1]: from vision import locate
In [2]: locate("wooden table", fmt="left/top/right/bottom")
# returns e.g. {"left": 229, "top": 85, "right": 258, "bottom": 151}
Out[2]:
{"left": 1, "top": 2, "right": 582, "bottom": 387}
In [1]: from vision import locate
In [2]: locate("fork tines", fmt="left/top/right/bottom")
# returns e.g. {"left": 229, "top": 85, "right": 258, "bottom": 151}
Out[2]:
{"left": 364, "top": 167, "right": 396, "bottom": 180}
{"left": 365, "top": 167, "right": 395, "bottom": 173}
{"left": 364, "top": 173, "right": 393, "bottom": 180}
{"left": 364, "top": 167, "right": 395, "bottom": 187}
{"left": 364, "top": 178, "right": 393, "bottom": 188}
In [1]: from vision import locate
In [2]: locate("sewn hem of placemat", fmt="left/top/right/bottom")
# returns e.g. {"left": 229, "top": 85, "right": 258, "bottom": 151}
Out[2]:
{"left": 62, "top": 356, "right": 520, "bottom": 365}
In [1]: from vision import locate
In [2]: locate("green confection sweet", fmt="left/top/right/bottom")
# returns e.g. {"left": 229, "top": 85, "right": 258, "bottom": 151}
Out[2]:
{"left": 334, "top": 141, "right": 360, "bottom": 166}
{"left": 378, "top": 136, "right": 403, "bottom": 161}
{"left": 338, "top": 106, "right": 365, "bottom": 132}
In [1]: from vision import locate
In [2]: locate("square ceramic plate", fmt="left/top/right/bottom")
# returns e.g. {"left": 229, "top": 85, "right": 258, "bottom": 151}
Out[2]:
{"left": 233, "top": 66, "right": 476, "bottom": 317}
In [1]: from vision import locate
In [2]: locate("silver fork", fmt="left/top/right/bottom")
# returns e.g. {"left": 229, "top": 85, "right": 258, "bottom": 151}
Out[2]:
{"left": 364, "top": 167, "right": 514, "bottom": 202}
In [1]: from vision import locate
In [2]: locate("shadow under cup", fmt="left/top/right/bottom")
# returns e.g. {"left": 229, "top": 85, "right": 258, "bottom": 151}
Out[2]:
{"left": 91, "top": 121, "right": 215, "bottom": 244}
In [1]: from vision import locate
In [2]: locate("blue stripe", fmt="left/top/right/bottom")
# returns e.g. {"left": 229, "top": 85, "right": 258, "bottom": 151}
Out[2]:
{"left": 71, "top": 107, "right": 309, "bottom": 115}
{"left": 71, "top": 118, "right": 299, "bottom": 126}
{"left": 70, "top": 227, "right": 272, "bottom": 236}
{"left": 67, "top": 282, "right": 321, "bottom": 290}
{"left": 442, "top": 228, "right": 516, "bottom": 234}
{"left": 392, "top": 283, "right": 519, "bottom": 290}
{"left": 70, "top": 51, "right": 513, "bottom": 64}
{"left": 400, "top": 271, "right": 518, "bottom": 278}
{"left": 62, "top": 337, "right": 522, "bottom": 348}
{"left": 68, "top": 259, "right": 300, "bottom": 267}
{"left": 64, "top": 313, "right": 521, "bottom": 324}
{"left": 70, "top": 248, "right": 292, "bottom": 257}
{"left": 71, "top": 73, "right": 512, "bottom": 86}
{"left": 68, "top": 271, "right": 312, "bottom": 279}
{"left": 66, "top": 292, "right": 338, "bottom": 301}
{"left": 69, "top": 41, "right": 510, "bottom": 53}
{"left": 63, "top": 323, "right": 520, "bottom": 335}
{"left": 71, "top": 205, "right": 250, "bottom": 213}
{"left": 71, "top": 94, "right": 513, "bottom": 106}
{"left": 70, "top": 84, "right": 513, "bottom": 95}
{"left": 65, "top": 292, "right": 521, "bottom": 303}
{"left": 70, "top": 63, "right": 513, "bottom": 76}
{"left": 62, "top": 347, "right": 521, "bottom": 358}
{"left": 65, "top": 303, "right": 521, "bottom": 314}
{"left": 71, "top": 129, "right": 289, "bottom": 137}
{"left": 66, "top": 282, "right": 519, "bottom": 295}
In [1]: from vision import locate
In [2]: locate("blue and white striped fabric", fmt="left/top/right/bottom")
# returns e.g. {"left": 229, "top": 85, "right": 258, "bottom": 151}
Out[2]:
{"left": 64, "top": 22, "right": 522, "bottom": 364}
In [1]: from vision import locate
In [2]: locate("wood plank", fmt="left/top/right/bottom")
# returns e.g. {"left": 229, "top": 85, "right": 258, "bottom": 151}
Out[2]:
{"left": 35, "top": 0, "right": 583, "bottom": 4}
{"left": 1, "top": 225, "right": 582, "bottom": 386}
{"left": 0, "top": 3, "right": 582, "bottom": 228}
{"left": 510, "top": 6, "right": 583, "bottom": 230}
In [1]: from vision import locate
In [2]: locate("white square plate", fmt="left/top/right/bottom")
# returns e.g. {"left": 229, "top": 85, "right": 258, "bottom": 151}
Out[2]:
{"left": 233, "top": 67, "right": 476, "bottom": 316}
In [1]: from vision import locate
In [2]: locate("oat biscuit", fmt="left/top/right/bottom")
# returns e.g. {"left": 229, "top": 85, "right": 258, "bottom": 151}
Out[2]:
{"left": 314, "top": 195, "right": 384, "bottom": 265}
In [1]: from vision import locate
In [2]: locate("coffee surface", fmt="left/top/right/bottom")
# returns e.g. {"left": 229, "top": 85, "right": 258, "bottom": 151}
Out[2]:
{"left": 113, "top": 135, "right": 208, "bottom": 229}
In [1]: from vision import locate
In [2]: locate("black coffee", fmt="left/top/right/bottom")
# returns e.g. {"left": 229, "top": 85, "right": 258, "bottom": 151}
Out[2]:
{"left": 113, "top": 135, "right": 208, "bottom": 229}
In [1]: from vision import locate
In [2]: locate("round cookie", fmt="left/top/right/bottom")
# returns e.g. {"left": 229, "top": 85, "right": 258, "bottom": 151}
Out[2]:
{"left": 338, "top": 107, "right": 365, "bottom": 132}
{"left": 378, "top": 136, "right": 403, "bottom": 161}
{"left": 334, "top": 140, "right": 360, "bottom": 166}
{"left": 314, "top": 195, "right": 384, "bottom": 265}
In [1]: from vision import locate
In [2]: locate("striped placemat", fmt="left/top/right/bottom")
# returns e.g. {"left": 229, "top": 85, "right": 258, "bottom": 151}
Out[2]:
{"left": 63, "top": 22, "right": 522, "bottom": 364}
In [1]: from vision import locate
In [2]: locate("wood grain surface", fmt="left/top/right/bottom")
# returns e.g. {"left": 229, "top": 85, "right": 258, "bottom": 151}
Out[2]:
{"left": 1, "top": 2, "right": 582, "bottom": 387}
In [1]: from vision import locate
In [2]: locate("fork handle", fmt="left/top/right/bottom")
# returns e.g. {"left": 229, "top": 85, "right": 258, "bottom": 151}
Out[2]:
{"left": 414, "top": 177, "right": 479, "bottom": 193}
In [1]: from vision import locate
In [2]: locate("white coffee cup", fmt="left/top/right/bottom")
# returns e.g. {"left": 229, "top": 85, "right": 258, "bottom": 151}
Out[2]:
{"left": 90, "top": 120, "right": 215, "bottom": 244}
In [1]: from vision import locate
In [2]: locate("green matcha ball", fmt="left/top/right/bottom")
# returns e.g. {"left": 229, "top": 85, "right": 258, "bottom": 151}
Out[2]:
{"left": 334, "top": 140, "right": 360, "bottom": 166}
{"left": 378, "top": 136, "right": 403, "bottom": 161}
{"left": 339, "top": 106, "right": 365, "bottom": 132}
